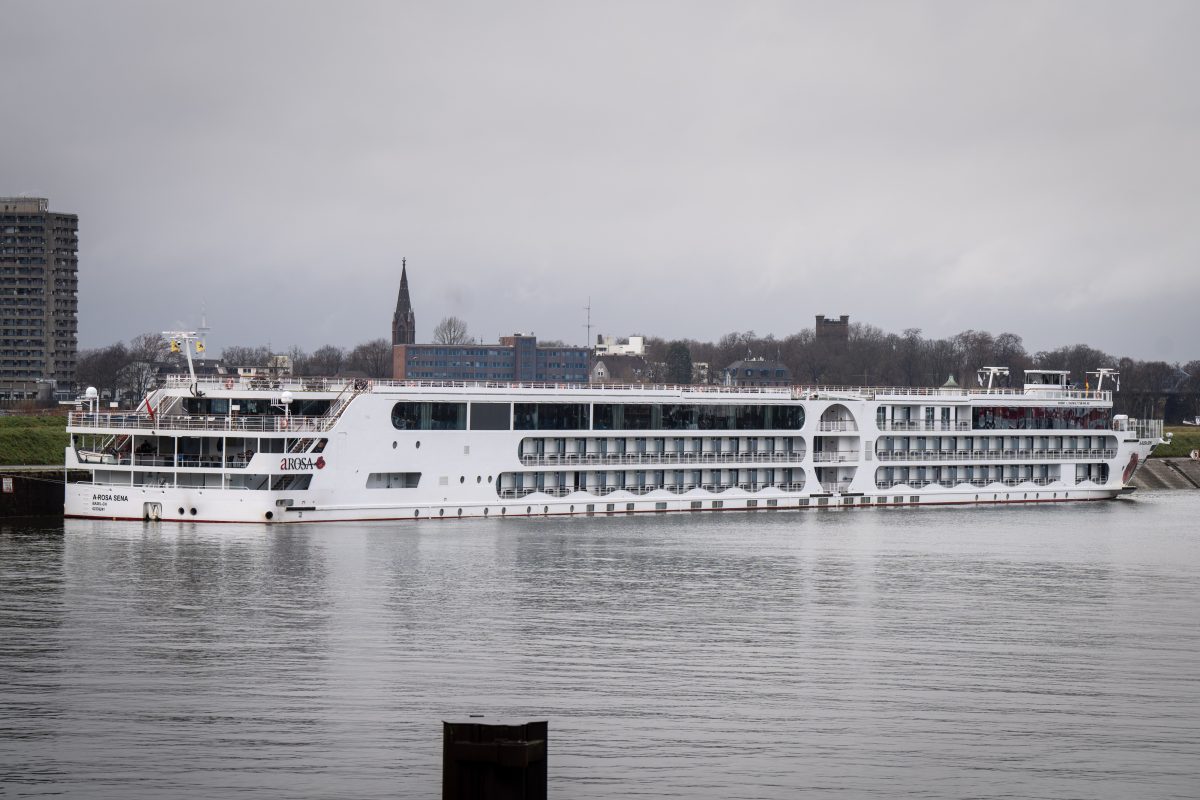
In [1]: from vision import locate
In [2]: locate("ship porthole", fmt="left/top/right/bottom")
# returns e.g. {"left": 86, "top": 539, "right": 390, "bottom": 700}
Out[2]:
{"left": 487, "top": 475, "right": 493, "bottom": 483}
{"left": 265, "top": 511, "right": 274, "bottom": 520}
{"left": 484, "top": 508, "right": 489, "bottom": 516}
{"left": 439, "top": 508, "right": 444, "bottom": 517}
{"left": 416, "top": 441, "right": 421, "bottom": 449}
{"left": 457, "top": 508, "right": 462, "bottom": 516}
{"left": 543, "top": 505, "right": 548, "bottom": 514}
{"left": 570, "top": 505, "right": 575, "bottom": 512}
{"left": 189, "top": 507, "right": 197, "bottom": 516}
{"left": 392, "top": 441, "right": 397, "bottom": 449}
{"left": 526, "top": 506, "right": 531, "bottom": 514}
{"left": 414, "top": 509, "right": 420, "bottom": 518}
{"left": 178, "top": 507, "right": 185, "bottom": 515}
{"left": 502, "top": 507, "right": 507, "bottom": 515}
{"left": 459, "top": 476, "right": 464, "bottom": 484}
{"left": 476, "top": 476, "right": 481, "bottom": 483}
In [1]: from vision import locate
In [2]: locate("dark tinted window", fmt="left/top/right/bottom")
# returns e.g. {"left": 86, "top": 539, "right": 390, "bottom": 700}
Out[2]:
{"left": 514, "top": 403, "right": 588, "bottom": 430}
{"left": 391, "top": 401, "right": 467, "bottom": 430}
{"left": 471, "top": 403, "right": 511, "bottom": 430}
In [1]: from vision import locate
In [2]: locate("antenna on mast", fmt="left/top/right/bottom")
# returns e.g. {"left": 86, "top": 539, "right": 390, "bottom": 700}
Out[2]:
{"left": 583, "top": 297, "right": 592, "bottom": 348}
{"left": 198, "top": 305, "right": 210, "bottom": 353}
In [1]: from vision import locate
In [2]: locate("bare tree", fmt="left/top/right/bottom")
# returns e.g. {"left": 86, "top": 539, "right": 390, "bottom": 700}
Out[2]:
{"left": 433, "top": 316, "right": 471, "bottom": 345}
{"left": 347, "top": 338, "right": 393, "bottom": 378}
{"left": 121, "top": 332, "right": 168, "bottom": 401}
{"left": 307, "top": 344, "right": 346, "bottom": 376}
{"left": 221, "top": 345, "right": 272, "bottom": 367}
{"left": 76, "top": 343, "right": 131, "bottom": 400}
{"left": 286, "top": 345, "right": 311, "bottom": 376}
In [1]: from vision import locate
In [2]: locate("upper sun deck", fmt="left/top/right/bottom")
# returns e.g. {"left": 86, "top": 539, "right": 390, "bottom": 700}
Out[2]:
{"left": 155, "top": 374, "right": 1113, "bottom": 403}
{"left": 64, "top": 374, "right": 1114, "bottom": 436}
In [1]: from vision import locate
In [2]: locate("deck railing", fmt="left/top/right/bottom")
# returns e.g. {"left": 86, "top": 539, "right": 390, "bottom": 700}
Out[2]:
{"left": 155, "top": 373, "right": 1115, "bottom": 402}
{"left": 68, "top": 411, "right": 331, "bottom": 433}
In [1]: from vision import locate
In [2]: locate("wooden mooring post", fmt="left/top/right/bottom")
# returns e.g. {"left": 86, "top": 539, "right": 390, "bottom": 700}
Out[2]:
{"left": 443, "top": 718, "right": 547, "bottom": 800}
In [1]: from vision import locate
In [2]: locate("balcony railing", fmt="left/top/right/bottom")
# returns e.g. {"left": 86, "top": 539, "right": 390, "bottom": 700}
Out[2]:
{"left": 497, "top": 481, "right": 807, "bottom": 499}
{"left": 879, "top": 421, "right": 971, "bottom": 432}
{"left": 517, "top": 451, "right": 806, "bottom": 467}
{"left": 817, "top": 421, "right": 857, "bottom": 432}
{"left": 875, "top": 476, "right": 1060, "bottom": 490}
{"left": 812, "top": 452, "right": 859, "bottom": 463}
{"left": 875, "top": 448, "right": 1115, "bottom": 462}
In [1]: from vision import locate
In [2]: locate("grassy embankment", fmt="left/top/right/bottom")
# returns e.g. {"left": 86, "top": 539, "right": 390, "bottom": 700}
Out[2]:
{"left": 1158, "top": 427, "right": 1200, "bottom": 458}
{"left": 0, "top": 416, "right": 70, "bottom": 466}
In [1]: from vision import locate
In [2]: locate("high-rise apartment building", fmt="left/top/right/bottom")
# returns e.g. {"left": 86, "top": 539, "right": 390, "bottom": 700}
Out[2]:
{"left": 0, "top": 197, "right": 79, "bottom": 399}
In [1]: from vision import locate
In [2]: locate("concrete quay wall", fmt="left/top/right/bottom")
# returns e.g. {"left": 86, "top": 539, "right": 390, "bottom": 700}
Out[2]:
{"left": 1130, "top": 458, "right": 1200, "bottom": 490}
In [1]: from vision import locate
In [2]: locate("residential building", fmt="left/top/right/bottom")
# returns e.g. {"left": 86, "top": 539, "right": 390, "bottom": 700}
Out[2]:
{"left": 1, "top": 197, "right": 78, "bottom": 399}
{"left": 590, "top": 354, "right": 650, "bottom": 384}
{"left": 722, "top": 358, "right": 792, "bottom": 387}
{"left": 394, "top": 334, "right": 590, "bottom": 383}
{"left": 594, "top": 334, "right": 646, "bottom": 357}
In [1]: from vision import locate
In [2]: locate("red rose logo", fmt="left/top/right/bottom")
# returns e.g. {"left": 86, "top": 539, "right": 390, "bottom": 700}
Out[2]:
{"left": 315, "top": 456, "right": 326, "bottom": 470}
{"left": 1121, "top": 453, "right": 1138, "bottom": 484}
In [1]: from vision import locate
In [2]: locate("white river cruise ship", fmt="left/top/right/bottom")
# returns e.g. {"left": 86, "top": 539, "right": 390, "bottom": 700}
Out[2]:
{"left": 64, "top": 362, "right": 1166, "bottom": 523}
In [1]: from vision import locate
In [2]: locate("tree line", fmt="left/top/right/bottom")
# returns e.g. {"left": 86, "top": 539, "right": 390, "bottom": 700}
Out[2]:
{"left": 639, "top": 324, "right": 1199, "bottom": 420}
{"left": 75, "top": 320, "right": 1199, "bottom": 421}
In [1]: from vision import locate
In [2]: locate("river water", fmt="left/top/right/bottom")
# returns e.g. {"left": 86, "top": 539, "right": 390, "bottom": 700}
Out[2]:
{"left": 2, "top": 493, "right": 1198, "bottom": 799}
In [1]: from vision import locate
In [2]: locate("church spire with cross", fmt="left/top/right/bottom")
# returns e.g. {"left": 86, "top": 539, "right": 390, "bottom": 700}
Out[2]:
{"left": 392, "top": 258, "right": 416, "bottom": 345}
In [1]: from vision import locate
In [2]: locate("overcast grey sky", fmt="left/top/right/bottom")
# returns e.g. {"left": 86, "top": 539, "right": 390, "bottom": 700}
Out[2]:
{"left": 3, "top": 1, "right": 1197, "bottom": 360}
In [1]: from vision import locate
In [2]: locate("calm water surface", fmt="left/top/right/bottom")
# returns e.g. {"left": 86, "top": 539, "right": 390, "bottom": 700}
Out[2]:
{"left": 2, "top": 494, "right": 1198, "bottom": 798}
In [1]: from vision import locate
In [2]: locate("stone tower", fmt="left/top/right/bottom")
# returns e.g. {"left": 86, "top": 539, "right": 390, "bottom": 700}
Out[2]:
{"left": 392, "top": 259, "right": 416, "bottom": 345}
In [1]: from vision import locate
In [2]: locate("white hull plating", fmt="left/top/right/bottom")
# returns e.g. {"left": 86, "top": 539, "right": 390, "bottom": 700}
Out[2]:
{"left": 65, "top": 377, "right": 1164, "bottom": 524}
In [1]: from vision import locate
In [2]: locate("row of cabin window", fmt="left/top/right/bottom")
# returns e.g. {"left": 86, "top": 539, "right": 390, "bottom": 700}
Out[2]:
{"left": 972, "top": 406, "right": 1111, "bottom": 430}
{"left": 390, "top": 402, "right": 806, "bottom": 432}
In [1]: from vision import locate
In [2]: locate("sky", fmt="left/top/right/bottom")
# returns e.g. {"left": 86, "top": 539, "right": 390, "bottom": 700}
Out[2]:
{"left": 3, "top": 1, "right": 1197, "bottom": 361}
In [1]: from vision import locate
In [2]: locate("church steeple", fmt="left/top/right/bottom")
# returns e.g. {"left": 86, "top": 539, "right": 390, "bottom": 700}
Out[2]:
{"left": 392, "top": 258, "right": 416, "bottom": 345}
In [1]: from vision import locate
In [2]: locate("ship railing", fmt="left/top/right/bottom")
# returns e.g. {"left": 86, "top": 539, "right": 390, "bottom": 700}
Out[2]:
{"left": 874, "top": 477, "right": 1058, "bottom": 490}
{"left": 153, "top": 374, "right": 1115, "bottom": 402}
{"left": 816, "top": 421, "right": 857, "bottom": 432}
{"left": 1122, "top": 418, "right": 1164, "bottom": 439}
{"left": 812, "top": 452, "right": 859, "bottom": 463}
{"left": 874, "top": 448, "right": 1117, "bottom": 462}
{"left": 499, "top": 482, "right": 809, "bottom": 499}
{"left": 879, "top": 421, "right": 971, "bottom": 432}
{"left": 68, "top": 411, "right": 332, "bottom": 433}
{"left": 518, "top": 451, "right": 807, "bottom": 466}
{"left": 821, "top": 481, "right": 852, "bottom": 492}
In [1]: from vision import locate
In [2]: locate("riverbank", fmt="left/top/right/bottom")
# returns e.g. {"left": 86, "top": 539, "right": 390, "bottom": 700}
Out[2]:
{"left": 0, "top": 415, "right": 69, "bottom": 465}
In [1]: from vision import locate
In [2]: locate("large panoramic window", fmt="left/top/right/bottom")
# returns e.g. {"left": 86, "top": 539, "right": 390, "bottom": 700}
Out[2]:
{"left": 391, "top": 402, "right": 467, "bottom": 430}
{"left": 972, "top": 406, "right": 1111, "bottom": 430}
{"left": 591, "top": 403, "right": 804, "bottom": 431}
{"left": 513, "top": 403, "right": 588, "bottom": 430}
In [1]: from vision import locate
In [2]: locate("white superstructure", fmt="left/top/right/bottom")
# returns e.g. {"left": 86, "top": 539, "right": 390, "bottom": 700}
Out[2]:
{"left": 64, "top": 369, "right": 1166, "bottom": 523}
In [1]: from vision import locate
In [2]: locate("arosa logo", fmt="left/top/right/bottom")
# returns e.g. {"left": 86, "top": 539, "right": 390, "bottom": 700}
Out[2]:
{"left": 280, "top": 456, "right": 326, "bottom": 471}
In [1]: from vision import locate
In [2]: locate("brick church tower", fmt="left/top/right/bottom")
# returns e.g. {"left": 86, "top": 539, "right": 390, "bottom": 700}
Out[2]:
{"left": 392, "top": 259, "right": 416, "bottom": 346}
